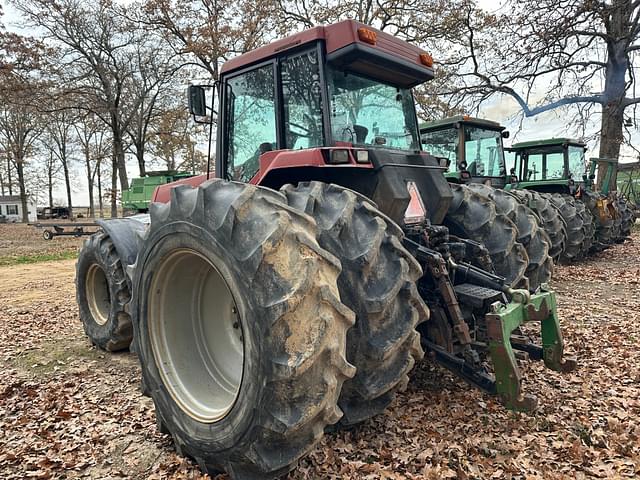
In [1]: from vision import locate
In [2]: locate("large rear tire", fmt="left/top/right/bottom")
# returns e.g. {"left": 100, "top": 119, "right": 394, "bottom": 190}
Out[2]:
{"left": 582, "top": 191, "right": 614, "bottom": 250}
{"left": 574, "top": 198, "right": 595, "bottom": 255}
{"left": 509, "top": 190, "right": 567, "bottom": 263}
{"left": 443, "top": 184, "right": 528, "bottom": 287}
{"left": 467, "top": 184, "right": 553, "bottom": 291}
{"left": 616, "top": 196, "right": 634, "bottom": 241}
{"left": 76, "top": 232, "right": 132, "bottom": 351}
{"left": 550, "top": 194, "right": 586, "bottom": 262}
{"left": 130, "top": 180, "right": 355, "bottom": 479}
{"left": 283, "top": 182, "right": 428, "bottom": 426}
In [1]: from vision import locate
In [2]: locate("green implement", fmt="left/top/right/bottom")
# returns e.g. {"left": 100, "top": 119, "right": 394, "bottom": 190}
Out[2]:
{"left": 486, "top": 287, "right": 576, "bottom": 411}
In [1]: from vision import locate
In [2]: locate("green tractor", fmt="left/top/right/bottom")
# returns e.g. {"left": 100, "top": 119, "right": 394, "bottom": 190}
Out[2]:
{"left": 121, "top": 170, "right": 194, "bottom": 213}
{"left": 507, "top": 139, "right": 632, "bottom": 253}
{"left": 420, "top": 116, "right": 555, "bottom": 289}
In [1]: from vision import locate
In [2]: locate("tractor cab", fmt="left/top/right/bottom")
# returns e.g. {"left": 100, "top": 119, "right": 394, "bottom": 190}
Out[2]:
{"left": 507, "top": 138, "right": 587, "bottom": 195}
{"left": 182, "top": 20, "right": 454, "bottom": 226}
{"left": 420, "top": 115, "right": 510, "bottom": 187}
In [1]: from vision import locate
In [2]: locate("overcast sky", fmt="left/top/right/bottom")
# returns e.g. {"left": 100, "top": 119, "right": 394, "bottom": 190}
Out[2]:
{"left": 2, "top": 0, "right": 638, "bottom": 207}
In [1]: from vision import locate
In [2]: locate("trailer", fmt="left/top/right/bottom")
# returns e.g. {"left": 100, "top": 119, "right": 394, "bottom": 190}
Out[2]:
{"left": 30, "top": 222, "right": 100, "bottom": 240}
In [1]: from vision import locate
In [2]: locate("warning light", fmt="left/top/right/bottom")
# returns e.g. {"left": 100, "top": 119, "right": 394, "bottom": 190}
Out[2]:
{"left": 358, "top": 28, "right": 377, "bottom": 45}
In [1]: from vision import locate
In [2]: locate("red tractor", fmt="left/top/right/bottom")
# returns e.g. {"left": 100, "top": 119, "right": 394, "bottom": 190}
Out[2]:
{"left": 75, "top": 21, "right": 575, "bottom": 479}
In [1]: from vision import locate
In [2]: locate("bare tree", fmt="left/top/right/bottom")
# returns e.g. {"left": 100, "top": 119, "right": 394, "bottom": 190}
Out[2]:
{"left": 74, "top": 113, "right": 108, "bottom": 217}
{"left": 143, "top": 0, "right": 278, "bottom": 78}
{"left": 43, "top": 108, "right": 77, "bottom": 215}
{"left": 13, "top": 0, "right": 174, "bottom": 203}
{"left": 437, "top": 0, "right": 640, "bottom": 186}
{"left": 0, "top": 104, "right": 43, "bottom": 222}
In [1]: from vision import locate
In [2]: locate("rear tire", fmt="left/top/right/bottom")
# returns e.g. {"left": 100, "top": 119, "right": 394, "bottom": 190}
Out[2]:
{"left": 616, "top": 196, "right": 634, "bottom": 240}
{"left": 76, "top": 232, "right": 132, "bottom": 351}
{"left": 444, "top": 184, "right": 529, "bottom": 287}
{"left": 130, "top": 180, "right": 355, "bottom": 480}
{"left": 509, "top": 190, "right": 567, "bottom": 263}
{"left": 467, "top": 184, "right": 553, "bottom": 291}
{"left": 283, "top": 182, "right": 428, "bottom": 426}
{"left": 550, "top": 194, "right": 586, "bottom": 262}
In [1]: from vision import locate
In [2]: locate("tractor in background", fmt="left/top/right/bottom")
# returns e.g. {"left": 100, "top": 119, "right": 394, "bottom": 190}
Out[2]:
{"left": 121, "top": 170, "right": 194, "bottom": 213}
{"left": 508, "top": 139, "right": 632, "bottom": 253}
{"left": 420, "top": 116, "right": 555, "bottom": 288}
{"left": 74, "top": 21, "right": 576, "bottom": 480}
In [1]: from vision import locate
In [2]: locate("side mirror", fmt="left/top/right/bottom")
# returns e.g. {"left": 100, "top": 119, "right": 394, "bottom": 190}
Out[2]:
{"left": 188, "top": 85, "right": 207, "bottom": 117}
{"left": 589, "top": 173, "right": 596, "bottom": 180}
{"left": 502, "top": 130, "right": 510, "bottom": 139}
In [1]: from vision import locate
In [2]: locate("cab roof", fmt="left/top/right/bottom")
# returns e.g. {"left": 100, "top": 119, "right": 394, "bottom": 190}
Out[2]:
{"left": 510, "top": 138, "right": 586, "bottom": 150}
{"left": 220, "top": 20, "right": 434, "bottom": 88}
{"left": 420, "top": 115, "right": 504, "bottom": 132}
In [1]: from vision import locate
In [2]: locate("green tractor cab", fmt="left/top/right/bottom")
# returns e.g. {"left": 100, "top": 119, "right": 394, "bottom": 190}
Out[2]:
{"left": 506, "top": 138, "right": 587, "bottom": 194}
{"left": 121, "top": 170, "right": 194, "bottom": 213}
{"left": 420, "top": 115, "right": 510, "bottom": 187}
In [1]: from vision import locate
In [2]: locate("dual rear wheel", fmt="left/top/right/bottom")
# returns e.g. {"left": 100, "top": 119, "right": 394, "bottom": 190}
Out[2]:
{"left": 76, "top": 180, "right": 426, "bottom": 479}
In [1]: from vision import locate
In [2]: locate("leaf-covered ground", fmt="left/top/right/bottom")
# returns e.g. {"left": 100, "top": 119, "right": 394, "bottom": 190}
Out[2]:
{"left": 0, "top": 229, "right": 638, "bottom": 479}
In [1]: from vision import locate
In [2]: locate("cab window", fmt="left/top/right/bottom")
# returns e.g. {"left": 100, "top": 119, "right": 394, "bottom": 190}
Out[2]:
{"left": 226, "top": 65, "right": 277, "bottom": 182}
{"left": 281, "top": 49, "right": 324, "bottom": 149}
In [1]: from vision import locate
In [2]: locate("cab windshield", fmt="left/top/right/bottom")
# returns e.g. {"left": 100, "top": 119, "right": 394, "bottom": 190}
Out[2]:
{"left": 327, "top": 67, "right": 420, "bottom": 151}
{"left": 463, "top": 127, "right": 505, "bottom": 177}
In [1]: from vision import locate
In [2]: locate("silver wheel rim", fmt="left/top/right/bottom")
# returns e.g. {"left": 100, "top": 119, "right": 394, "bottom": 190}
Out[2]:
{"left": 148, "top": 249, "right": 244, "bottom": 423}
{"left": 86, "top": 264, "right": 110, "bottom": 326}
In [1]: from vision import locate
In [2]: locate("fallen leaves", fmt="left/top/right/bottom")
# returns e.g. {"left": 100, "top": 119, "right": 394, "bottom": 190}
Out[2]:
{"left": 0, "top": 230, "right": 639, "bottom": 479}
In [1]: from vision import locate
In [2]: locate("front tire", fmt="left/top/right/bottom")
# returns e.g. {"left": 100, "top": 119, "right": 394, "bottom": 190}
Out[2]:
{"left": 283, "top": 182, "right": 428, "bottom": 426}
{"left": 131, "top": 180, "right": 355, "bottom": 479}
{"left": 76, "top": 232, "right": 132, "bottom": 351}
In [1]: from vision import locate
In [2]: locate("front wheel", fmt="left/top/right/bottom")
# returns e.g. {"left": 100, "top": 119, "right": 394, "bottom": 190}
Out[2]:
{"left": 130, "top": 180, "right": 355, "bottom": 479}
{"left": 76, "top": 232, "right": 132, "bottom": 351}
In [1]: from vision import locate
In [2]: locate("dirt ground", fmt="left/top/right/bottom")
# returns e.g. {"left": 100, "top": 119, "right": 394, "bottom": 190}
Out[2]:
{"left": 0, "top": 227, "right": 639, "bottom": 479}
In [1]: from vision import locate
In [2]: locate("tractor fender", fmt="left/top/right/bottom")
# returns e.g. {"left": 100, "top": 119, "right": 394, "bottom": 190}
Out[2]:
{"left": 96, "top": 215, "right": 150, "bottom": 270}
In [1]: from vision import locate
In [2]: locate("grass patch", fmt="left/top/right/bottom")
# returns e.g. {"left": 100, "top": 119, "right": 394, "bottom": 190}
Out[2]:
{"left": 0, "top": 250, "right": 77, "bottom": 266}
{"left": 12, "top": 338, "right": 103, "bottom": 377}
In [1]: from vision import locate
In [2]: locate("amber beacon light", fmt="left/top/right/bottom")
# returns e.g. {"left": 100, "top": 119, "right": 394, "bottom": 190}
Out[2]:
{"left": 357, "top": 27, "right": 377, "bottom": 45}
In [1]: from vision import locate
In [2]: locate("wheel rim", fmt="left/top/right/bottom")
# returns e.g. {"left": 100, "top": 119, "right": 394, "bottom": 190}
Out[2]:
{"left": 148, "top": 249, "right": 244, "bottom": 423}
{"left": 86, "top": 264, "right": 111, "bottom": 326}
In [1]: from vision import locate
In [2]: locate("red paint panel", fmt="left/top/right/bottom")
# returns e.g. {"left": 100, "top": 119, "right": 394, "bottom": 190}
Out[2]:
{"left": 220, "top": 20, "right": 431, "bottom": 76}
{"left": 152, "top": 174, "right": 210, "bottom": 204}
{"left": 150, "top": 147, "right": 374, "bottom": 205}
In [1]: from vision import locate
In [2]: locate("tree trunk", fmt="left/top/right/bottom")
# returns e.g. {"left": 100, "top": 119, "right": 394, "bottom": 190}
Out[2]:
{"left": 113, "top": 131, "right": 128, "bottom": 192}
{"left": 84, "top": 146, "right": 95, "bottom": 218}
{"left": 0, "top": 170, "right": 4, "bottom": 196}
{"left": 15, "top": 157, "right": 29, "bottom": 223}
{"left": 137, "top": 143, "right": 146, "bottom": 177}
{"left": 7, "top": 156, "right": 12, "bottom": 196}
{"left": 98, "top": 160, "right": 104, "bottom": 219}
{"left": 597, "top": 3, "right": 632, "bottom": 192}
{"left": 48, "top": 163, "right": 54, "bottom": 209}
{"left": 111, "top": 155, "right": 118, "bottom": 218}
{"left": 61, "top": 155, "right": 74, "bottom": 218}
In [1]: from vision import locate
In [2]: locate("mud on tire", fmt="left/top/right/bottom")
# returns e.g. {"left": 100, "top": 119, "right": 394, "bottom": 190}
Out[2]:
{"left": 76, "top": 232, "right": 132, "bottom": 351}
{"left": 509, "top": 189, "right": 567, "bottom": 263}
{"left": 549, "top": 194, "right": 587, "bottom": 262}
{"left": 283, "top": 182, "right": 428, "bottom": 426}
{"left": 444, "top": 184, "right": 529, "bottom": 287}
{"left": 130, "top": 180, "right": 355, "bottom": 480}
{"left": 467, "top": 184, "right": 553, "bottom": 291}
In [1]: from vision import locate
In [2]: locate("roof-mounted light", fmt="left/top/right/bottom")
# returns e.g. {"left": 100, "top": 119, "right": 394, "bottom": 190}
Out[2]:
{"left": 419, "top": 53, "right": 434, "bottom": 67}
{"left": 358, "top": 28, "right": 377, "bottom": 45}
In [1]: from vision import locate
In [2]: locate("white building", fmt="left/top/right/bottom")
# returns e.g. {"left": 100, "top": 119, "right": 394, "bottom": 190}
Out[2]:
{"left": 0, "top": 195, "right": 37, "bottom": 223}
